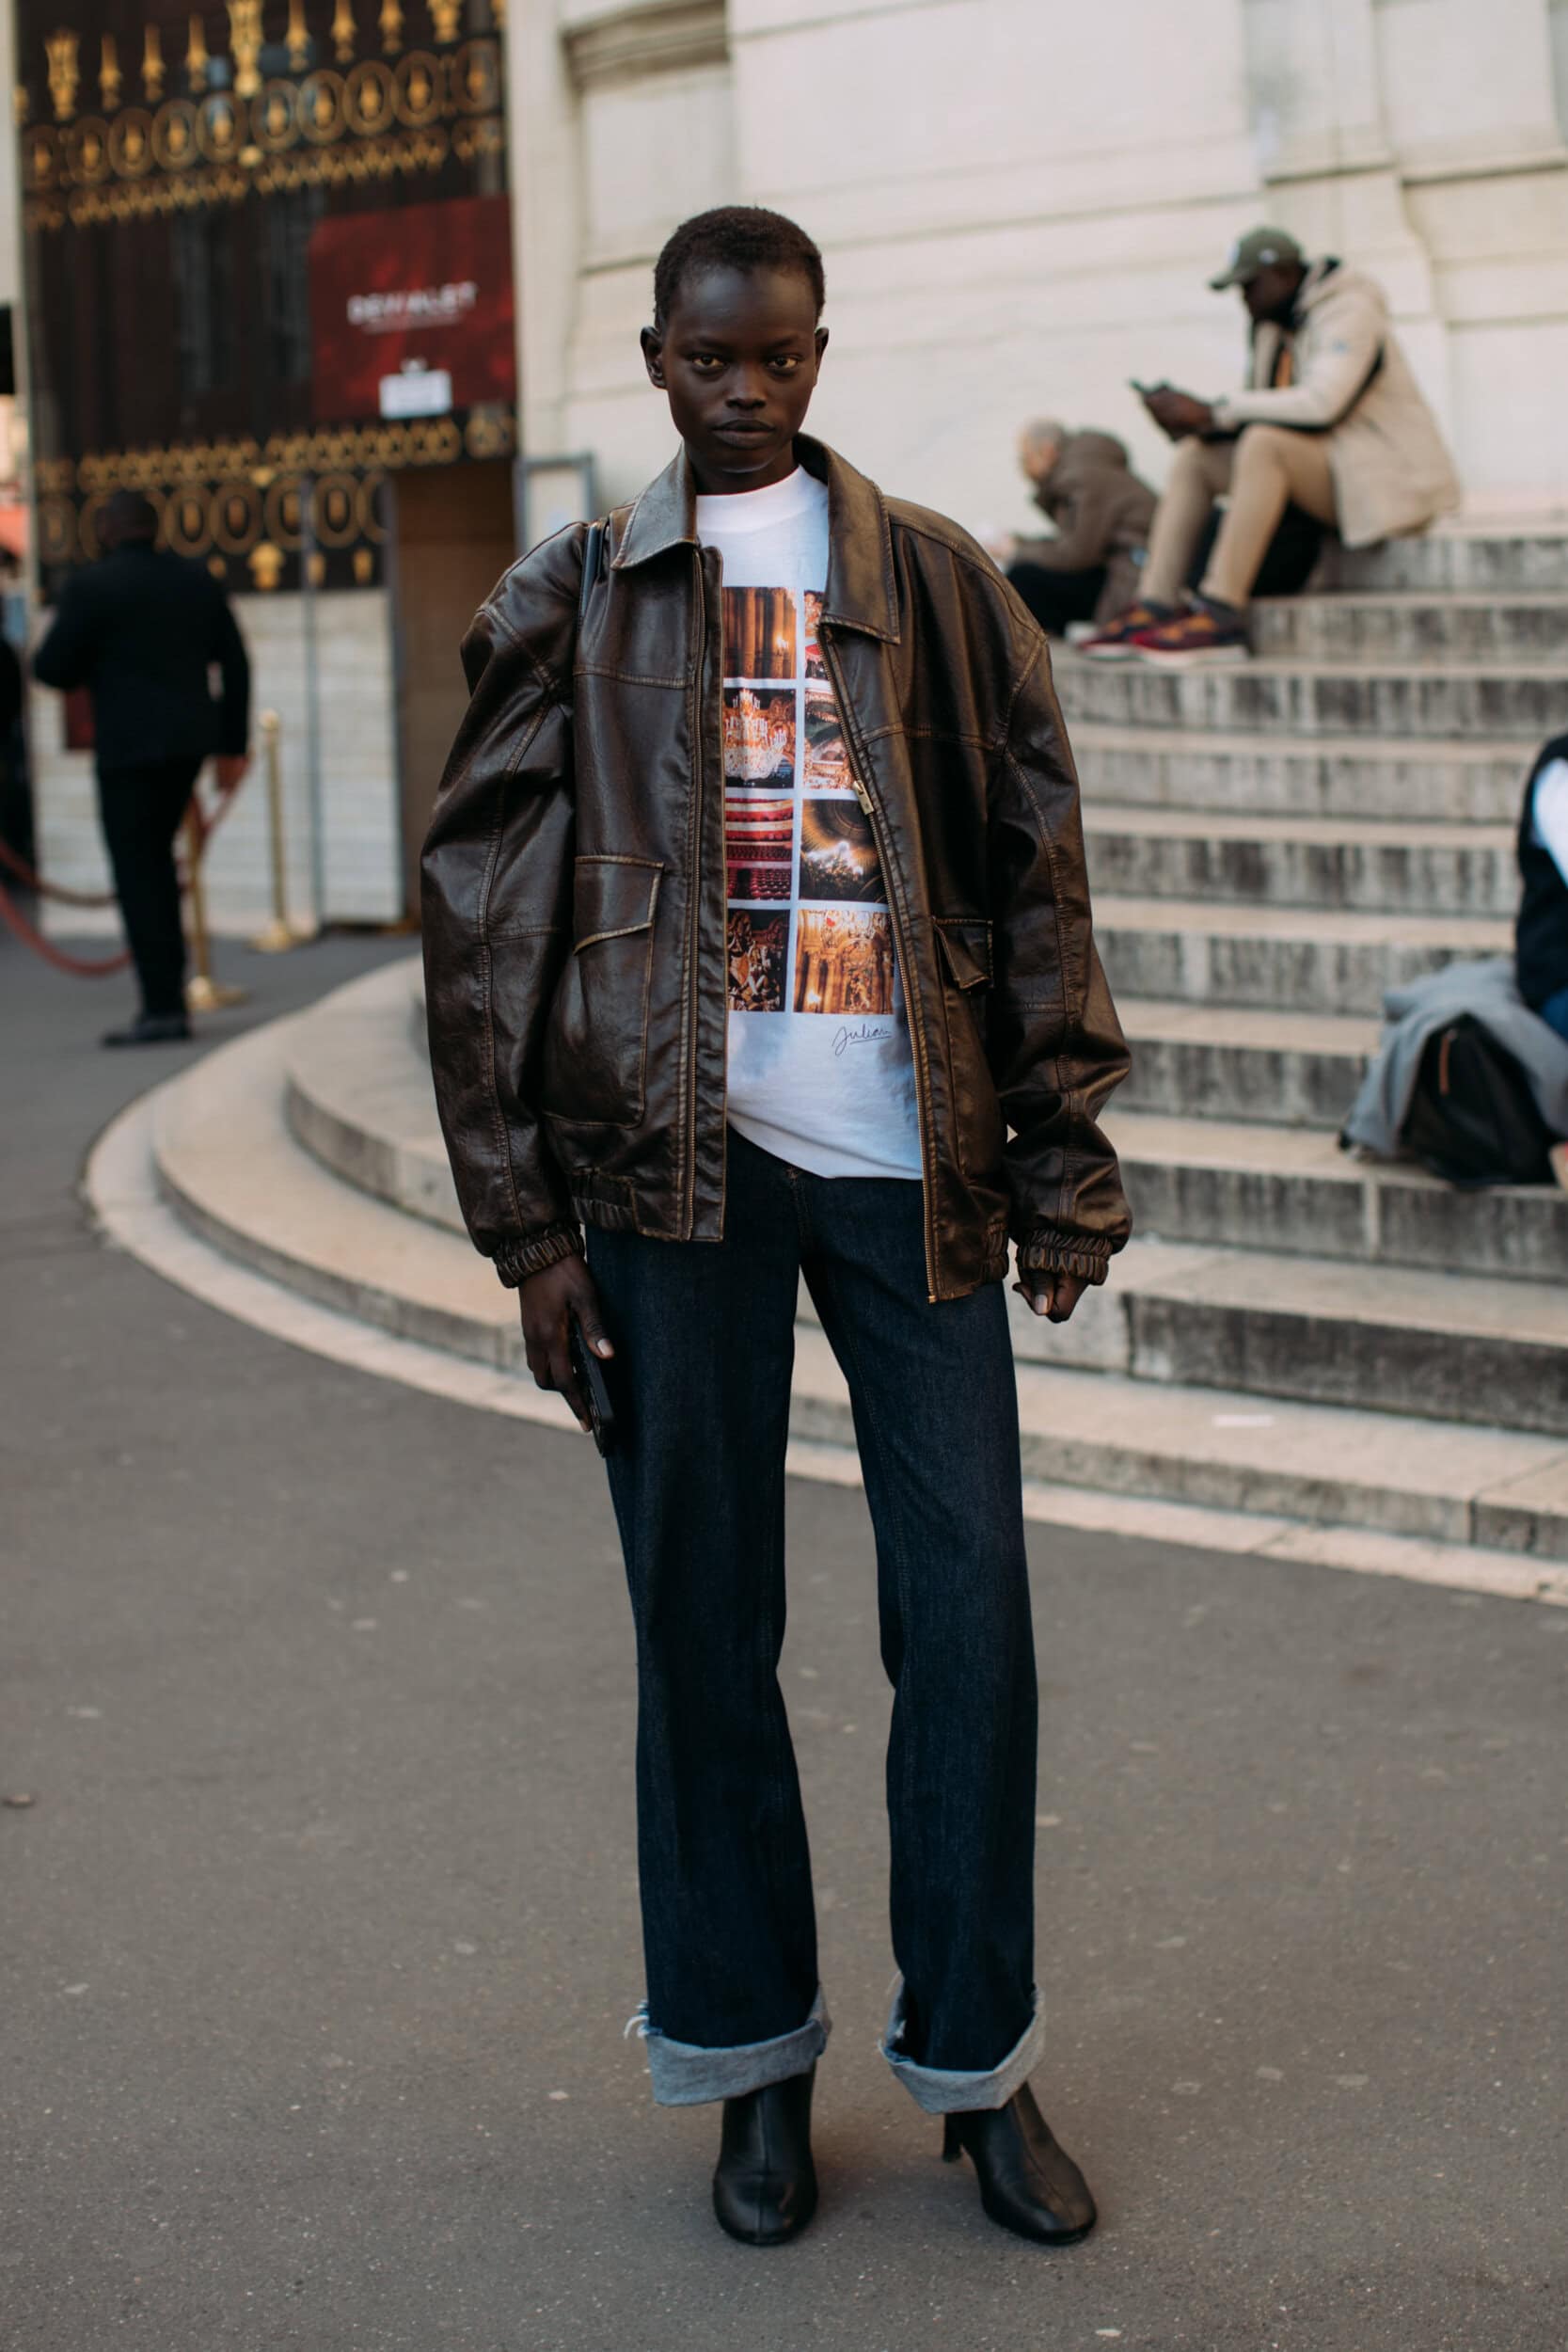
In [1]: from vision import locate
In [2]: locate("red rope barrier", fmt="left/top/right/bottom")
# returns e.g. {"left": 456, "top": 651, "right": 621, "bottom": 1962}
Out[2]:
{"left": 0, "top": 771, "right": 249, "bottom": 982}
{"left": 0, "top": 873, "right": 131, "bottom": 974}
{"left": 0, "top": 834, "right": 119, "bottom": 907}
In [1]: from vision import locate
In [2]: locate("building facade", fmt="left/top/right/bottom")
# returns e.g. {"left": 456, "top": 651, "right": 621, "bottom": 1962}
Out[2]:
{"left": 14, "top": 0, "right": 515, "bottom": 925}
{"left": 14, "top": 0, "right": 1568, "bottom": 927}
{"left": 515, "top": 0, "right": 1568, "bottom": 523}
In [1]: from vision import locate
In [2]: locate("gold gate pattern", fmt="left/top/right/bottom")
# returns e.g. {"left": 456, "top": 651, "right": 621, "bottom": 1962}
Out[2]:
{"left": 19, "top": 8, "right": 503, "bottom": 230}
{"left": 34, "top": 408, "right": 515, "bottom": 590}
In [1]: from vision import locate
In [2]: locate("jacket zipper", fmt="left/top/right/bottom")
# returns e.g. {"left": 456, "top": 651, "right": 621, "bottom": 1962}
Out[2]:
{"left": 819, "top": 628, "right": 940, "bottom": 1302}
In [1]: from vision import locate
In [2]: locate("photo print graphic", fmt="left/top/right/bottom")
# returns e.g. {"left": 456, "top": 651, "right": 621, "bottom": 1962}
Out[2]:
{"left": 727, "top": 911, "right": 787, "bottom": 1013}
{"left": 724, "top": 690, "right": 796, "bottom": 787}
{"left": 794, "top": 910, "right": 896, "bottom": 1017}
{"left": 724, "top": 588, "right": 797, "bottom": 680}
{"left": 721, "top": 581, "right": 895, "bottom": 1020}
{"left": 803, "top": 692, "right": 852, "bottom": 793}
{"left": 799, "top": 799, "right": 881, "bottom": 903}
{"left": 725, "top": 798, "right": 794, "bottom": 901}
{"left": 803, "top": 593, "right": 828, "bottom": 683}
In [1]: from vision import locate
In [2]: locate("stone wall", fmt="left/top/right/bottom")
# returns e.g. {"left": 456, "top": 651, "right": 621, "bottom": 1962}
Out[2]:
{"left": 29, "top": 587, "right": 403, "bottom": 933}
{"left": 510, "top": 0, "right": 1568, "bottom": 532}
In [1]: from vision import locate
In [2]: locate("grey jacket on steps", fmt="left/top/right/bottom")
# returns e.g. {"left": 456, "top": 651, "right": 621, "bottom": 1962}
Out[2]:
{"left": 1341, "top": 957, "right": 1568, "bottom": 1163}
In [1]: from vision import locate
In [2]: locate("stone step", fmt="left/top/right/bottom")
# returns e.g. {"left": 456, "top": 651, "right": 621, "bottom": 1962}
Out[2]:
{"left": 1054, "top": 653, "right": 1568, "bottom": 740}
{"left": 1094, "top": 896, "right": 1512, "bottom": 1015}
{"left": 1312, "top": 531, "right": 1568, "bottom": 595}
{"left": 296, "top": 967, "right": 1562, "bottom": 1284}
{"left": 1109, "top": 1108, "right": 1568, "bottom": 1279}
{"left": 1085, "top": 1242, "right": 1568, "bottom": 1438}
{"left": 1250, "top": 593, "right": 1568, "bottom": 667}
{"left": 283, "top": 959, "right": 460, "bottom": 1234}
{"left": 1084, "top": 807, "right": 1518, "bottom": 918}
{"left": 787, "top": 1330, "right": 1568, "bottom": 1558}
{"left": 150, "top": 1013, "right": 1568, "bottom": 1558}
{"left": 1069, "top": 725, "right": 1527, "bottom": 827}
{"left": 153, "top": 1016, "right": 523, "bottom": 1368}
{"left": 1117, "top": 1000, "right": 1376, "bottom": 1127}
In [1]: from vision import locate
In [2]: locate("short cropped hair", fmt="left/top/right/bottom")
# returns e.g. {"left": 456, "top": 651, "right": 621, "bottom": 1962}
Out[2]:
{"left": 652, "top": 207, "right": 826, "bottom": 331}
{"left": 103, "top": 488, "right": 159, "bottom": 543}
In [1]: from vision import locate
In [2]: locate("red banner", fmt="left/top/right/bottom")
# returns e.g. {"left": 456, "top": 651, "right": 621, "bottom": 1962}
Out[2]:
{"left": 308, "top": 195, "right": 515, "bottom": 424}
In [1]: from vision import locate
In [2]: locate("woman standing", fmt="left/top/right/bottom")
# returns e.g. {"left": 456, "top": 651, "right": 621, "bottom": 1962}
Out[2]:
{"left": 422, "top": 207, "right": 1132, "bottom": 2249}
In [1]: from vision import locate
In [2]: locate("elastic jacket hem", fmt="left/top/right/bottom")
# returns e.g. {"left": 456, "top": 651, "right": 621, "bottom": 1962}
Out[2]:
{"left": 1015, "top": 1231, "right": 1114, "bottom": 1285}
{"left": 492, "top": 1222, "right": 584, "bottom": 1287}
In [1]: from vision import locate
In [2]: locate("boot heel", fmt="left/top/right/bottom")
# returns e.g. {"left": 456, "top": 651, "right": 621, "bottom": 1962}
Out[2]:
{"left": 942, "top": 2115, "right": 964, "bottom": 2164}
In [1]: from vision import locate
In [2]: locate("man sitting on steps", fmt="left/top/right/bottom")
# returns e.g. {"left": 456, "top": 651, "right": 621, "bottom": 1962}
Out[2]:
{"left": 989, "top": 420, "right": 1156, "bottom": 640}
{"left": 1081, "top": 227, "right": 1459, "bottom": 670}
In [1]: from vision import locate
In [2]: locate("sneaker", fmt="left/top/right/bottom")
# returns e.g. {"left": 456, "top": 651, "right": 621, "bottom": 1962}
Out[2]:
{"left": 1133, "top": 599, "right": 1250, "bottom": 668}
{"left": 1076, "top": 601, "right": 1175, "bottom": 661}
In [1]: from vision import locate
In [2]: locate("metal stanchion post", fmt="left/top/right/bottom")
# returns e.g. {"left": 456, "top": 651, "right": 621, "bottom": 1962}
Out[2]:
{"left": 183, "top": 800, "right": 248, "bottom": 1014}
{"left": 249, "top": 709, "right": 312, "bottom": 951}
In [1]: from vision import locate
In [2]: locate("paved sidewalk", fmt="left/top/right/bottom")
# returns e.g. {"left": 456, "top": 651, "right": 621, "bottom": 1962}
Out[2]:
{"left": 4, "top": 932, "right": 1565, "bottom": 2351}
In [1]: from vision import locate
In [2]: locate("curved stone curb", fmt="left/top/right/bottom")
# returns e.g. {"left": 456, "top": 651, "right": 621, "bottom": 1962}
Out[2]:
{"left": 83, "top": 1061, "right": 1568, "bottom": 1608}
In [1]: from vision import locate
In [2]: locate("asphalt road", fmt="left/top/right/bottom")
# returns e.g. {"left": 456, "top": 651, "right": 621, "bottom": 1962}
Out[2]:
{"left": 4, "top": 930, "right": 1565, "bottom": 2351}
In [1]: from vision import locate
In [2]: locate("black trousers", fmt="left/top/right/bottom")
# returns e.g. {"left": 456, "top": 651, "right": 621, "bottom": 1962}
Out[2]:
{"left": 97, "top": 759, "right": 202, "bottom": 1017}
{"left": 1005, "top": 561, "right": 1106, "bottom": 637}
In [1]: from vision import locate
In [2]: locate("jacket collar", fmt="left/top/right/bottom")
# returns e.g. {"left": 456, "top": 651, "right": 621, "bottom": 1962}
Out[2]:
{"left": 610, "top": 433, "right": 899, "bottom": 643}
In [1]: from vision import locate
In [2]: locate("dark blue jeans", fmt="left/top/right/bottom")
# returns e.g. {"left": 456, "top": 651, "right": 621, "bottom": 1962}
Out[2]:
{"left": 587, "top": 1129, "right": 1043, "bottom": 2113}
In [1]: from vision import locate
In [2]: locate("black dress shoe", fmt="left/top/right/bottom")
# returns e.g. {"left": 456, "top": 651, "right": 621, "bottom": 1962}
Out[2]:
{"left": 712, "top": 2066, "right": 817, "bottom": 2246}
{"left": 102, "top": 1013, "right": 192, "bottom": 1048}
{"left": 942, "top": 2083, "right": 1096, "bottom": 2246}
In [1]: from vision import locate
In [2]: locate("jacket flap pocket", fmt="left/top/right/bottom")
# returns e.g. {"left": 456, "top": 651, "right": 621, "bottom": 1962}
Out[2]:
{"left": 936, "top": 918, "right": 991, "bottom": 990}
{"left": 573, "top": 855, "right": 661, "bottom": 950}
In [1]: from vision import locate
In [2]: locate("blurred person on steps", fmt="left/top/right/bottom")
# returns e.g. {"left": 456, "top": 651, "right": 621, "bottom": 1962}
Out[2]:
{"left": 987, "top": 421, "right": 1155, "bottom": 639}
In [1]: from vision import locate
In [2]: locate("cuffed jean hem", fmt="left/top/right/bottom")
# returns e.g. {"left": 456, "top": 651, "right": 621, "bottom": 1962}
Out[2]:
{"left": 641, "top": 1987, "right": 831, "bottom": 2107}
{"left": 879, "top": 1979, "right": 1047, "bottom": 2114}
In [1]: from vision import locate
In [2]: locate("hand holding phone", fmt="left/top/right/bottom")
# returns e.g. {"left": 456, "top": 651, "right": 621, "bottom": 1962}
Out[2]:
{"left": 569, "top": 1308, "right": 618, "bottom": 1456}
{"left": 516, "top": 1257, "right": 617, "bottom": 1448}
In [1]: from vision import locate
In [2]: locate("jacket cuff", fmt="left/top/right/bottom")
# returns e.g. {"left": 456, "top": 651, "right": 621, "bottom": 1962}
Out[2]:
{"left": 491, "top": 1221, "right": 584, "bottom": 1289}
{"left": 1015, "top": 1230, "right": 1116, "bottom": 1287}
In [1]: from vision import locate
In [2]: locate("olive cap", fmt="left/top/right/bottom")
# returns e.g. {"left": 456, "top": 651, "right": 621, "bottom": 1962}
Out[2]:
{"left": 1210, "top": 227, "right": 1303, "bottom": 289}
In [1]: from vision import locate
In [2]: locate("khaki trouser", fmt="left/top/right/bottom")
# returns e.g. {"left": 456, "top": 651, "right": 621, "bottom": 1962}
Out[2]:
{"left": 1140, "top": 424, "right": 1338, "bottom": 611}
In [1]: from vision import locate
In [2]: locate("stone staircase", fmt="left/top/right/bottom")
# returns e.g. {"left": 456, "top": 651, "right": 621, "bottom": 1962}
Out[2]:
{"left": 1055, "top": 527, "right": 1568, "bottom": 1462}
{"left": 137, "top": 527, "right": 1568, "bottom": 1574}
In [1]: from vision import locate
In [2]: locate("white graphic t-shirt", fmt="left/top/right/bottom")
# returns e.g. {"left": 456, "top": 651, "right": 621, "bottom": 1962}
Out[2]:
{"left": 695, "top": 468, "right": 921, "bottom": 1182}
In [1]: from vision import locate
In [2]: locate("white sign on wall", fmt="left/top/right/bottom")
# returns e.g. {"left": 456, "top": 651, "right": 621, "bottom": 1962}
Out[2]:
{"left": 378, "top": 368, "right": 454, "bottom": 420}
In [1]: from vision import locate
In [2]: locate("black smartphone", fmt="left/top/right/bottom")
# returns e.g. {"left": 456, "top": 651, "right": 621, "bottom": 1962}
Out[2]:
{"left": 568, "top": 1311, "right": 617, "bottom": 1456}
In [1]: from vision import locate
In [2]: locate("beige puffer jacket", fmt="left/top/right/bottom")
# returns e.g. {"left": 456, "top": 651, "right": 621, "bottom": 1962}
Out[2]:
{"left": 1211, "top": 258, "right": 1460, "bottom": 548}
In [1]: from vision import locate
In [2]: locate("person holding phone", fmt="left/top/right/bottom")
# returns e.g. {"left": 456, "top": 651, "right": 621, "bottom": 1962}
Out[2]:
{"left": 1082, "top": 229, "right": 1459, "bottom": 667}
{"left": 421, "top": 206, "right": 1131, "bottom": 2250}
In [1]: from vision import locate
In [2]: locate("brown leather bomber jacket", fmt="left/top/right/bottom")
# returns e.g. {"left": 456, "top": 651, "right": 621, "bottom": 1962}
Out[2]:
{"left": 421, "top": 437, "right": 1132, "bottom": 1305}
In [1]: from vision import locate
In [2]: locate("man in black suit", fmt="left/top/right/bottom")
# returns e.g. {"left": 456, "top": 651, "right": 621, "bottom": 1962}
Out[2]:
{"left": 34, "top": 489, "right": 251, "bottom": 1044}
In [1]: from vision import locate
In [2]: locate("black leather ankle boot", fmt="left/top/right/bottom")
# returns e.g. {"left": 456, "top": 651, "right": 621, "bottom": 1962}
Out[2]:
{"left": 942, "top": 2083, "right": 1096, "bottom": 2246}
{"left": 712, "top": 2066, "right": 818, "bottom": 2246}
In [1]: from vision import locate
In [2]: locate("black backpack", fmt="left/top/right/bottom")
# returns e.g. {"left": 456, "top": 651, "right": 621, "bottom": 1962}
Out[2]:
{"left": 1401, "top": 1014, "right": 1554, "bottom": 1188}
